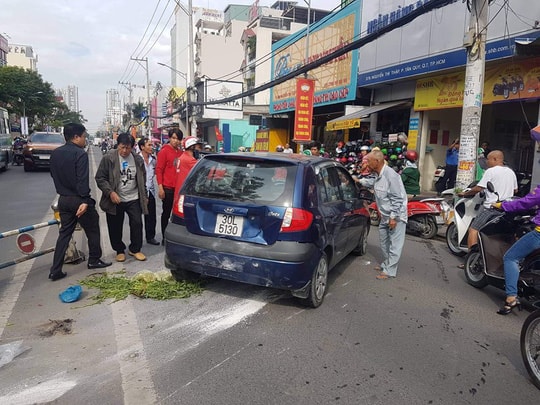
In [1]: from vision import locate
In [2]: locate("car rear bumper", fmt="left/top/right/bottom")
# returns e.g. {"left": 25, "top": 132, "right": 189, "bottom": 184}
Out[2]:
{"left": 164, "top": 222, "right": 321, "bottom": 291}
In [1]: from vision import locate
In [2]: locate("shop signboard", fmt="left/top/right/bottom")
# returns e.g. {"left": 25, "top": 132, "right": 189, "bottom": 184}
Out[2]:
{"left": 358, "top": 0, "right": 540, "bottom": 86}
{"left": 414, "top": 57, "right": 540, "bottom": 110}
{"left": 269, "top": 3, "right": 359, "bottom": 113}
{"left": 326, "top": 118, "right": 361, "bottom": 131}
{"left": 254, "top": 129, "right": 269, "bottom": 152}
{"left": 293, "top": 78, "right": 315, "bottom": 142}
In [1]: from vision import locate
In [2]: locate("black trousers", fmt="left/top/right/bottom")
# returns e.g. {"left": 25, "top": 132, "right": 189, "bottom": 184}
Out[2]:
{"left": 161, "top": 187, "right": 175, "bottom": 237}
{"left": 144, "top": 192, "right": 157, "bottom": 241}
{"left": 436, "top": 164, "right": 457, "bottom": 193}
{"left": 106, "top": 200, "right": 143, "bottom": 254}
{"left": 50, "top": 196, "right": 102, "bottom": 275}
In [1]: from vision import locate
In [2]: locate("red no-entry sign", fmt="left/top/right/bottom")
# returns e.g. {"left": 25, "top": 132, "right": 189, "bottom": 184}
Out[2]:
{"left": 16, "top": 233, "right": 36, "bottom": 255}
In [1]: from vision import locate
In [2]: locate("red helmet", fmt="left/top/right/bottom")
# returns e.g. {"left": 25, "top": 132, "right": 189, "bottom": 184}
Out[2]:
{"left": 404, "top": 150, "right": 418, "bottom": 162}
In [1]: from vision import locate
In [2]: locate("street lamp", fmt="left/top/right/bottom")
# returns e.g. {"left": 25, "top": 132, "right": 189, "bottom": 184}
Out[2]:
{"left": 18, "top": 91, "right": 43, "bottom": 135}
{"left": 157, "top": 62, "right": 190, "bottom": 136}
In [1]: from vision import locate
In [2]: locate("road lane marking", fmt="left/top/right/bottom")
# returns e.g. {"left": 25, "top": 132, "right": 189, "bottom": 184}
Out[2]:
{"left": 89, "top": 147, "right": 158, "bottom": 404}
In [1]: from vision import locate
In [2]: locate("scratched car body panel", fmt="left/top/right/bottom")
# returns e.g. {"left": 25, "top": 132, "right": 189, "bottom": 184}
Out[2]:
{"left": 164, "top": 152, "right": 371, "bottom": 306}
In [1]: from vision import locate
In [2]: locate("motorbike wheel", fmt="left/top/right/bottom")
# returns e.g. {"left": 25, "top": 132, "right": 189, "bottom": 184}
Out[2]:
{"left": 464, "top": 251, "right": 488, "bottom": 288}
{"left": 369, "top": 209, "right": 380, "bottom": 227}
{"left": 418, "top": 216, "right": 438, "bottom": 239}
{"left": 520, "top": 309, "right": 540, "bottom": 390}
{"left": 446, "top": 223, "right": 466, "bottom": 257}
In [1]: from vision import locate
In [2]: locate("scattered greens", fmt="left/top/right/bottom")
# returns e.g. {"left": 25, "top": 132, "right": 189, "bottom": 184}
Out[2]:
{"left": 80, "top": 270, "right": 203, "bottom": 304}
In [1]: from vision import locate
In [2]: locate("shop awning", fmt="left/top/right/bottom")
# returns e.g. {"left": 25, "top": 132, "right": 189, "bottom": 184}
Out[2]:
{"left": 325, "top": 101, "right": 410, "bottom": 131}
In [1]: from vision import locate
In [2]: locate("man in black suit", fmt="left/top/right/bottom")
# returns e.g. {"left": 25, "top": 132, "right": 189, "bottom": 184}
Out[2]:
{"left": 49, "top": 123, "right": 111, "bottom": 281}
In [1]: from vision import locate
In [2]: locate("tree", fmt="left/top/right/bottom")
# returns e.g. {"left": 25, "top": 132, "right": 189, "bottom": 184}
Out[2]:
{"left": 0, "top": 66, "right": 57, "bottom": 128}
{"left": 131, "top": 101, "right": 146, "bottom": 122}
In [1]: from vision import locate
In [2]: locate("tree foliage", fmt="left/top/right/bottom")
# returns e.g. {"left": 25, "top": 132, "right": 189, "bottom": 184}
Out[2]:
{"left": 0, "top": 66, "right": 85, "bottom": 130}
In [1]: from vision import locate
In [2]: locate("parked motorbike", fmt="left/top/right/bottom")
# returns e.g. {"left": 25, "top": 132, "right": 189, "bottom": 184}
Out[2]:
{"left": 515, "top": 171, "right": 532, "bottom": 197}
{"left": 521, "top": 308, "right": 540, "bottom": 390}
{"left": 368, "top": 196, "right": 448, "bottom": 239}
{"left": 433, "top": 165, "right": 446, "bottom": 192}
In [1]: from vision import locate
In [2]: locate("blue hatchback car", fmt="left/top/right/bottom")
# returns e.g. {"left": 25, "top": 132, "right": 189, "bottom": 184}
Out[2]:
{"left": 164, "top": 152, "right": 371, "bottom": 307}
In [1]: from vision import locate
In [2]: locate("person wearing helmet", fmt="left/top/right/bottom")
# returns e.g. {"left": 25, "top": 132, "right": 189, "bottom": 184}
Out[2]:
{"left": 174, "top": 136, "right": 204, "bottom": 198}
{"left": 401, "top": 149, "right": 420, "bottom": 197}
{"left": 276, "top": 145, "right": 284, "bottom": 152}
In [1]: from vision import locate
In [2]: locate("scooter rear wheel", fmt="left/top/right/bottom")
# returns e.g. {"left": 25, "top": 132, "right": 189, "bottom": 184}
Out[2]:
{"left": 464, "top": 251, "right": 488, "bottom": 288}
{"left": 446, "top": 223, "right": 466, "bottom": 257}
{"left": 418, "top": 216, "right": 438, "bottom": 239}
{"left": 520, "top": 309, "right": 540, "bottom": 390}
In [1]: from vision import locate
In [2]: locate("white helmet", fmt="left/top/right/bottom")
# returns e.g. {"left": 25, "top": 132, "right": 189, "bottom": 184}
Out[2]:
{"left": 184, "top": 136, "right": 203, "bottom": 149}
{"left": 360, "top": 145, "right": 370, "bottom": 151}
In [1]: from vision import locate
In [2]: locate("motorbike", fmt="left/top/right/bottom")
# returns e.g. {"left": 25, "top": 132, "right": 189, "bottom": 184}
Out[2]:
{"left": 463, "top": 181, "right": 539, "bottom": 304}
{"left": 493, "top": 76, "right": 510, "bottom": 99}
{"left": 433, "top": 165, "right": 445, "bottom": 191}
{"left": 11, "top": 138, "right": 26, "bottom": 166}
{"left": 445, "top": 186, "right": 485, "bottom": 256}
{"left": 368, "top": 196, "right": 449, "bottom": 239}
{"left": 521, "top": 308, "right": 540, "bottom": 390}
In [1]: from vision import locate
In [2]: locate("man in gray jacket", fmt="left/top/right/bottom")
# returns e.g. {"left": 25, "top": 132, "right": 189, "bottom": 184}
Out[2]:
{"left": 95, "top": 133, "right": 149, "bottom": 262}
{"left": 366, "top": 150, "right": 408, "bottom": 279}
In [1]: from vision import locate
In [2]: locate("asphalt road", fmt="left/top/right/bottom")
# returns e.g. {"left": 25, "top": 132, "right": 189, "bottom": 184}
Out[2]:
{"left": 0, "top": 147, "right": 538, "bottom": 404}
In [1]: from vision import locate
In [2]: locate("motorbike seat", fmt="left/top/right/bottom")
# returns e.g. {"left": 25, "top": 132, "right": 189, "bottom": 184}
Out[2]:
{"left": 409, "top": 195, "right": 443, "bottom": 202}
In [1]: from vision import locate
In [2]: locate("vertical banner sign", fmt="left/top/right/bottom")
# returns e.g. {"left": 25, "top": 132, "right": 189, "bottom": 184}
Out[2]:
{"left": 293, "top": 78, "right": 315, "bottom": 142}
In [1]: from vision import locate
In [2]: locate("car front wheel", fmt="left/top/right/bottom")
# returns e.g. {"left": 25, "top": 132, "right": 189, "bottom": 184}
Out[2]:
{"left": 301, "top": 252, "right": 328, "bottom": 308}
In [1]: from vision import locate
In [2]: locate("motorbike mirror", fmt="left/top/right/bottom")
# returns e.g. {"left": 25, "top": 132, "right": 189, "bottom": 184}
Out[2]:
{"left": 486, "top": 181, "right": 495, "bottom": 193}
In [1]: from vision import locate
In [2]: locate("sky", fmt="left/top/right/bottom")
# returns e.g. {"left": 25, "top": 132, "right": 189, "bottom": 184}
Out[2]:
{"left": 2, "top": 0, "right": 335, "bottom": 134}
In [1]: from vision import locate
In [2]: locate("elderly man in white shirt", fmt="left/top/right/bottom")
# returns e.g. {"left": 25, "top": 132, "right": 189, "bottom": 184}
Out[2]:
{"left": 366, "top": 150, "right": 408, "bottom": 279}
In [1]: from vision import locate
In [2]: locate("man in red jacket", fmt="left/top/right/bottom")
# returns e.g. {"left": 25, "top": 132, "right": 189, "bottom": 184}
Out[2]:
{"left": 156, "top": 128, "right": 183, "bottom": 244}
{"left": 174, "top": 136, "right": 203, "bottom": 199}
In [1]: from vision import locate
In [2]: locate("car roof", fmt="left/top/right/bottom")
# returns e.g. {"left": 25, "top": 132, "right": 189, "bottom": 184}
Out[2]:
{"left": 205, "top": 152, "right": 335, "bottom": 167}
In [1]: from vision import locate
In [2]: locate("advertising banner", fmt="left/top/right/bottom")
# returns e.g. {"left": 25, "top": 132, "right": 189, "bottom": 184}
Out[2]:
{"left": 270, "top": 3, "right": 359, "bottom": 113}
{"left": 414, "top": 57, "right": 540, "bottom": 110}
{"left": 293, "top": 78, "right": 315, "bottom": 142}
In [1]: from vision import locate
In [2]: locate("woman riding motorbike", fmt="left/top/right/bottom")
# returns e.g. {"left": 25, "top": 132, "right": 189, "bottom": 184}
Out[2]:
{"left": 492, "top": 184, "right": 540, "bottom": 314}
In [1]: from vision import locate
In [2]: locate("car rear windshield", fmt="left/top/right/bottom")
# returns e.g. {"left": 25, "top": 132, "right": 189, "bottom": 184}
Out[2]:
{"left": 183, "top": 156, "right": 297, "bottom": 204}
{"left": 30, "top": 133, "right": 65, "bottom": 144}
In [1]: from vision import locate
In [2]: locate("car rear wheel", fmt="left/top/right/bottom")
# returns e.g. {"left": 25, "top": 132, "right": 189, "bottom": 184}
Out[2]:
{"left": 300, "top": 252, "right": 328, "bottom": 308}
{"left": 353, "top": 225, "right": 369, "bottom": 256}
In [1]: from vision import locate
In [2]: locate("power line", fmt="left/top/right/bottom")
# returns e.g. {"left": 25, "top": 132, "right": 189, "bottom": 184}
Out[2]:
{"left": 150, "top": 0, "right": 456, "bottom": 119}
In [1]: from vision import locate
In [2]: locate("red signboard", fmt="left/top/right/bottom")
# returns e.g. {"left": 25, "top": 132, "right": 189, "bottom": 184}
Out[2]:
{"left": 293, "top": 78, "right": 315, "bottom": 142}
{"left": 16, "top": 233, "right": 35, "bottom": 255}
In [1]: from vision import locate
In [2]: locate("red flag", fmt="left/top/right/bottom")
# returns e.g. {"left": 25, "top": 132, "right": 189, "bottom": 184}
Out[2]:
{"left": 215, "top": 126, "right": 224, "bottom": 141}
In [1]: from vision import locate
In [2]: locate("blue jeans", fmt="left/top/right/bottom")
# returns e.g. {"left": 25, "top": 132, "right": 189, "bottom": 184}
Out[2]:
{"left": 503, "top": 229, "right": 540, "bottom": 296}
{"left": 378, "top": 220, "right": 406, "bottom": 277}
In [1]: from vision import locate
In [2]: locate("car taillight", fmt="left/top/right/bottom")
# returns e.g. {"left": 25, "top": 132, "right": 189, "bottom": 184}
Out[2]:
{"left": 172, "top": 194, "right": 185, "bottom": 218}
{"left": 280, "top": 207, "right": 313, "bottom": 232}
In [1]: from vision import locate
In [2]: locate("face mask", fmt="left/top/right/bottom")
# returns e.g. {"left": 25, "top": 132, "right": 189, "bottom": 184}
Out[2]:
{"left": 193, "top": 149, "right": 201, "bottom": 160}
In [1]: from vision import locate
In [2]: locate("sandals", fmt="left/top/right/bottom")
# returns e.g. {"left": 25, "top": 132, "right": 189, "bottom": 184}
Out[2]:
{"left": 497, "top": 297, "right": 521, "bottom": 315}
{"left": 457, "top": 263, "right": 465, "bottom": 269}
{"left": 376, "top": 273, "right": 391, "bottom": 280}
{"left": 374, "top": 266, "right": 382, "bottom": 271}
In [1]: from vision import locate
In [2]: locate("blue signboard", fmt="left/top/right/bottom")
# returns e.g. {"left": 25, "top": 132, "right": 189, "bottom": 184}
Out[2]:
{"left": 358, "top": 30, "right": 540, "bottom": 86}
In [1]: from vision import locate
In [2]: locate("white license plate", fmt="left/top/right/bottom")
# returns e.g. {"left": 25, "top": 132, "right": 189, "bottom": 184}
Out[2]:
{"left": 37, "top": 154, "right": 50, "bottom": 160}
{"left": 214, "top": 213, "right": 244, "bottom": 236}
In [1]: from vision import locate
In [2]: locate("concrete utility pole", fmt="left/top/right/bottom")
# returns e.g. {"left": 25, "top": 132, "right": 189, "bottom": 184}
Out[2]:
{"left": 188, "top": 0, "right": 196, "bottom": 137}
{"left": 455, "top": 0, "right": 490, "bottom": 190}
{"left": 131, "top": 57, "right": 151, "bottom": 136}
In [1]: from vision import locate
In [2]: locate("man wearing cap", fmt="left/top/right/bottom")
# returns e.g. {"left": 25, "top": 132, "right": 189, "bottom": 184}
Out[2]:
{"left": 174, "top": 136, "right": 204, "bottom": 197}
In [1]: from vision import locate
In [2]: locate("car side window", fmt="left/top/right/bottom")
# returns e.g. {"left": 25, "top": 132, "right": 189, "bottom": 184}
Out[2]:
{"left": 336, "top": 167, "right": 356, "bottom": 200}
{"left": 317, "top": 167, "right": 340, "bottom": 203}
